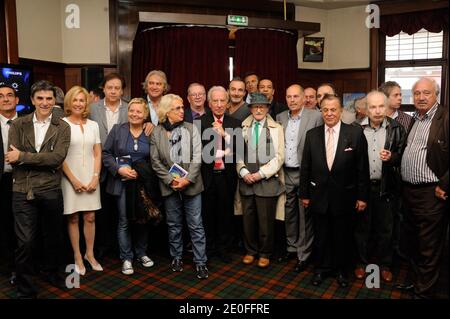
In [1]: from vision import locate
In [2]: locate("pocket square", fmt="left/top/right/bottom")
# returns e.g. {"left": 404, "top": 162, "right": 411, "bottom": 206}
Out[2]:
{"left": 344, "top": 147, "right": 353, "bottom": 152}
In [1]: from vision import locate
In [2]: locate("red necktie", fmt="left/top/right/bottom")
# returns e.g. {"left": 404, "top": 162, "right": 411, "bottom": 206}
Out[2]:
{"left": 214, "top": 119, "right": 225, "bottom": 170}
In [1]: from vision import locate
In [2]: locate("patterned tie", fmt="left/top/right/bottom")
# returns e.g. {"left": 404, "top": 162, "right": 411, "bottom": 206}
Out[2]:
{"left": 6, "top": 120, "right": 12, "bottom": 125}
{"left": 253, "top": 121, "right": 260, "bottom": 146}
{"left": 326, "top": 127, "right": 335, "bottom": 170}
{"left": 214, "top": 119, "right": 225, "bottom": 170}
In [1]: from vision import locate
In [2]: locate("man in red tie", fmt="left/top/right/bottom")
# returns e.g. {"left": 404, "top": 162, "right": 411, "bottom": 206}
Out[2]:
{"left": 200, "top": 86, "right": 240, "bottom": 263}
{"left": 299, "top": 93, "right": 370, "bottom": 287}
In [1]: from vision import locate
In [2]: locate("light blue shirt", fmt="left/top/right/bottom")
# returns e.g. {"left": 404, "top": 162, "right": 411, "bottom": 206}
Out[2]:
{"left": 147, "top": 96, "right": 159, "bottom": 126}
{"left": 284, "top": 109, "right": 303, "bottom": 168}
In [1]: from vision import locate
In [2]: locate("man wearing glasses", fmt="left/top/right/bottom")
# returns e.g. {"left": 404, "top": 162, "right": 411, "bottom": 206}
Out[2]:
{"left": 184, "top": 83, "right": 209, "bottom": 123}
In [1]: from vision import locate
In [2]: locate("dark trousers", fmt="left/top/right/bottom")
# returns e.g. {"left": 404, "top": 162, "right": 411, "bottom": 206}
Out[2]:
{"left": 241, "top": 195, "right": 277, "bottom": 259}
{"left": 13, "top": 189, "right": 64, "bottom": 296}
{"left": 403, "top": 183, "right": 448, "bottom": 298}
{"left": 354, "top": 182, "right": 394, "bottom": 268}
{"left": 313, "top": 211, "right": 353, "bottom": 274}
{"left": 95, "top": 180, "right": 118, "bottom": 258}
{"left": 202, "top": 172, "right": 235, "bottom": 257}
{"left": 0, "top": 173, "right": 15, "bottom": 272}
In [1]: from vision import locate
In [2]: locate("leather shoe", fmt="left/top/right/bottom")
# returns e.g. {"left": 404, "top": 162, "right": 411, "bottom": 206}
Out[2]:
{"left": 294, "top": 260, "right": 307, "bottom": 273}
{"left": 9, "top": 272, "right": 16, "bottom": 285}
{"left": 381, "top": 269, "right": 393, "bottom": 282}
{"left": 311, "top": 273, "right": 323, "bottom": 286}
{"left": 257, "top": 257, "right": 270, "bottom": 268}
{"left": 277, "top": 252, "right": 296, "bottom": 263}
{"left": 394, "top": 282, "right": 414, "bottom": 291}
{"left": 336, "top": 273, "right": 349, "bottom": 288}
{"left": 354, "top": 267, "right": 365, "bottom": 280}
{"left": 242, "top": 255, "right": 255, "bottom": 265}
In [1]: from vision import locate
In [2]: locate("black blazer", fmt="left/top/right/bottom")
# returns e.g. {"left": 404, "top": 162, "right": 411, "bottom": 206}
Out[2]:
{"left": 184, "top": 106, "right": 211, "bottom": 124}
{"left": 299, "top": 122, "right": 370, "bottom": 216}
{"left": 200, "top": 112, "right": 241, "bottom": 190}
{"left": 269, "top": 101, "right": 288, "bottom": 119}
{"left": 0, "top": 121, "right": 4, "bottom": 178}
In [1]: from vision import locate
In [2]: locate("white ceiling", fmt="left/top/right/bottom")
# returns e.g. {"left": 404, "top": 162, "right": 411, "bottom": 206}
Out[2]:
{"left": 272, "top": 0, "right": 372, "bottom": 10}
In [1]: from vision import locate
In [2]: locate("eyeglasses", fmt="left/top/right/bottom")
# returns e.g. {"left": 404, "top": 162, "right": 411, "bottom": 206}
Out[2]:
{"left": 189, "top": 93, "right": 206, "bottom": 98}
{"left": 0, "top": 93, "right": 15, "bottom": 100}
{"left": 170, "top": 106, "right": 184, "bottom": 112}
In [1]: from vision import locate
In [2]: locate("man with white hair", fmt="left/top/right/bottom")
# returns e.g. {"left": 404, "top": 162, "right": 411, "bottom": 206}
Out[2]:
{"left": 353, "top": 90, "right": 405, "bottom": 284}
{"left": 397, "top": 77, "right": 448, "bottom": 299}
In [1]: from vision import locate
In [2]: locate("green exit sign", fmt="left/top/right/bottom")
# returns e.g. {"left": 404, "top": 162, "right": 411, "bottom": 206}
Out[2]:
{"left": 227, "top": 15, "right": 248, "bottom": 26}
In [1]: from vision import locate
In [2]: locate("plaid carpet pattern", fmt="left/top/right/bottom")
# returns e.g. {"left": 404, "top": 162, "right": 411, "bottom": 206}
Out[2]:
{"left": 0, "top": 251, "right": 423, "bottom": 299}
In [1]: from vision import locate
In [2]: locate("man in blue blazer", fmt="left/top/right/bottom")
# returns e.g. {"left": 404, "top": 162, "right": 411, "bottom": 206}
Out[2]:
{"left": 299, "top": 93, "right": 369, "bottom": 287}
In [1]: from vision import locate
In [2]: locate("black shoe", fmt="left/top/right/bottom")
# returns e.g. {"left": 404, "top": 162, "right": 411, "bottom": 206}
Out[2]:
{"left": 218, "top": 253, "right": 232, "bottom": 263}
{"left": 196, "top": 265, "right": 209, "bottom": 279}
{"left": 42, "top": 272, "right": 66, "bottom": 290}
{"left": 171, "top": 258, "right": 183, "bottom": 272}
{"left": 294, "top": 260, "right": 307, "bottom": 273}
{"left": 277, "top": 252, "right": 296, "bottom": 263}
{"left": 9, "top": 272, "right": 16, "bottom": 285}
{"left": 336, "top": 273, "right": 349, "bottom": 288}
{"left": 311, "top": 273, "right": 323, "bottom": 286}
{"left": 394, "top": 282, "right": 414, "bottom": 291}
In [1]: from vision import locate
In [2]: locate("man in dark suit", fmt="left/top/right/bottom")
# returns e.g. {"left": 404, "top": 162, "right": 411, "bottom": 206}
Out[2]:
{"left": 398, "top": 77, "right": 448, "bottom": 299}
{"left": 299, "top": 93, "right": 369, "bottom": 287}
{"left": 0, "top": 84, "right": 20, "bottom": 285}
{"left": 258, "top": 78, "right": 288, "bottom": 119}
{"left": 200, "top": 86, "right": 240, "bottom": 262}
{"left": 184, "top": 83, "right": 210, "bottom": 123}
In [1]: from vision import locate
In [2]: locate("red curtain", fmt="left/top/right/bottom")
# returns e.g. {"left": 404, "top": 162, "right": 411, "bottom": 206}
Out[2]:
{"left": 234, "top": 28, "right": 298, "bottom": 102}
{"left": 380, "top": 9, "right": 449, "bottom": 36}
{"left": 131, "top": 26, "right": 230, "bottom": 98}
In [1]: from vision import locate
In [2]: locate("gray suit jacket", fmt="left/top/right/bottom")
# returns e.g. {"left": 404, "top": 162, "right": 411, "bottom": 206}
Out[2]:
{"left": 89, "top": 98, "right": 128, "bottom": 147}
{"left": 150, "top": 122, "right": 204, "bottom": 197}
{"left": 276, "top": 108, "right": 323, "bottom": 167}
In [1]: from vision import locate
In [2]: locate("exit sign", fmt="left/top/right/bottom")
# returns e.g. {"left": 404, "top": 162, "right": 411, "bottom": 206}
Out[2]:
{"left": 227, "top": 15, "right": 248, "bottom": 26}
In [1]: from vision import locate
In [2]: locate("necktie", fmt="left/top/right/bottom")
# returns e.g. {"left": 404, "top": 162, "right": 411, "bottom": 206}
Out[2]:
{"left": 326, "top": 127, "right": 335, "bottom": 170}
{"left": 6, "top": 120, "right": 12, "bottom": 125}
{"left": 253, "top": 121, "right": 260, "bottom": 146}
{"left": 214, "top": 119, "right": 225, "bottom": 170}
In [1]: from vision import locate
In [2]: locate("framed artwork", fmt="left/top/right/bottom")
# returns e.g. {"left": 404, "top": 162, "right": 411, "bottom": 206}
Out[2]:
{"left": 303, "top": 37, "right": 324, "bottom": 62}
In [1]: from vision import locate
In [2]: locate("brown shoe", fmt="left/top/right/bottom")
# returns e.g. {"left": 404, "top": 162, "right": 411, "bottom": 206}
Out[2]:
{"left": 242, "top": 255, "right": 255, "bottom": 265}
{"left": 257, "top": 257, "right": 270, "bottom": 268}
{"left": 381, "top": 269, "right": 393, "bottom": 282}
{"left": 354, "top": 267, "right": 365, "bottom": 280}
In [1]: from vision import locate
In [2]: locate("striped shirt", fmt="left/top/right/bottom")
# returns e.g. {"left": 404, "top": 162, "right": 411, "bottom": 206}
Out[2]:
{"left": 401, "top": 102, "right": 439, "bottom": 184}
{"left": 284, "top": 109, "right": 303, "bottom": 168}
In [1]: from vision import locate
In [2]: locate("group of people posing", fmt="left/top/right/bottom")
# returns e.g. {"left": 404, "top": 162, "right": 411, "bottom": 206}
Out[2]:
{"left": 0, "top": 70, "right": 447, "bottom": 300}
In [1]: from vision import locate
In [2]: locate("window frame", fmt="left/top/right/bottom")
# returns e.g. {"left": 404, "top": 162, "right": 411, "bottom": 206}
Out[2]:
{"left": 378, "top": 29, "right": 448, "bottom": 112}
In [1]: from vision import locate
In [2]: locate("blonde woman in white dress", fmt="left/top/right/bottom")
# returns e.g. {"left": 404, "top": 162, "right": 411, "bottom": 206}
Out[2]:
{"left": 61, "top": 86, "right": 102, "bottom": 275}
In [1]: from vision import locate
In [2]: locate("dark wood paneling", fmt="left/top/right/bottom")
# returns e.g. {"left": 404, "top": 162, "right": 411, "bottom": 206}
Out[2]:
{"left": 297, "top": 69, "right": 372, "bottom": 96}
{"left": 378, "top": 0, "right": 448, "bottom": 15}
{"left": 1, "top": 0, "right": 19, "bottom": 64}
{"left": 20, "top": 58, "right": 66, "bottom": 90}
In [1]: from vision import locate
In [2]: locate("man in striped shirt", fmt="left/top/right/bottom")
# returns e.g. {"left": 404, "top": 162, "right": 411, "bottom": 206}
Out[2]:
{"left": 398, "top": 77, "right": 448, "bottom": 299}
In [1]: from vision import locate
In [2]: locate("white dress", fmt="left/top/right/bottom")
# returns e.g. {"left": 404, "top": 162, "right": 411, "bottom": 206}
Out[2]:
{"left": 61, "top": 118, "right": 102, "bottom": 215}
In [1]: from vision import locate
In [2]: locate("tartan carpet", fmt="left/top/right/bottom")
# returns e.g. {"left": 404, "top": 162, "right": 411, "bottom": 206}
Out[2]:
{"left": 0, "top": 251, "right": 424, "bottom": 299}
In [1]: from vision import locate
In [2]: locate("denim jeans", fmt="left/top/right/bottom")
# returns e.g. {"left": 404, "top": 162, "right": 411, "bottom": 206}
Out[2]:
{"left": 116, "top": 188, "right": 148, "bottom": 261}
{"left": 164, "top": 192, "right": 207, "bottom": 265}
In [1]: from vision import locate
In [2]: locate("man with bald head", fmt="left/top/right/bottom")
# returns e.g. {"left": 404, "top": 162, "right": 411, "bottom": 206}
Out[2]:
{"left": 353, "top": 91, "right": 405, "bottom": 283}
{"left": 276, "top": 84, "right": 322, "bottom": 272}
{"left": 398, "top": 77, "right": 448, "bottom": 299}
{"left": 304, "top": 87, "right": 318, "bottom": 110}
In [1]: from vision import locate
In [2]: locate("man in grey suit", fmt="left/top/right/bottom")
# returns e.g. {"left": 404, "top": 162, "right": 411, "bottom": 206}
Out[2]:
{"left": 89, "top": 72, "right": 129, "bottom": 260}
{"left": 276, "top": 84, "right": 323, "bottom": 272}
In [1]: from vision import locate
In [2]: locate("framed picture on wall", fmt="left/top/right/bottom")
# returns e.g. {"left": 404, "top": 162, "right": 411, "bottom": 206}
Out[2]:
{"left": 303, "top": 37, "right": 324, "bottom": 62}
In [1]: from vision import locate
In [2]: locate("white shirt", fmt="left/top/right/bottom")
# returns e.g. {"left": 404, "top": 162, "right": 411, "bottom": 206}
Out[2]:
{"left": 147, "top": 96, "right": 159, "bottom": 126}
{"left": 104, "top": 100, "right": 122, "bottom": 134}
{"left": 1, "top": 113, "right": 18, "bottom": 173}
{"left": 33, "top": 113, "right": 52, "bottom": 152}
{"left": 324, "top": 121, "right": 341, "bottom": 158}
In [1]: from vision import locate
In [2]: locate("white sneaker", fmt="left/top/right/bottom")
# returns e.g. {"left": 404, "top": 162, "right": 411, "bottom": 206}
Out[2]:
{"left": 139, "top": 256, "right": 155, "bottom": 268}
{"left": 122, "top": 260, "right": 134, "bottom": 275}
